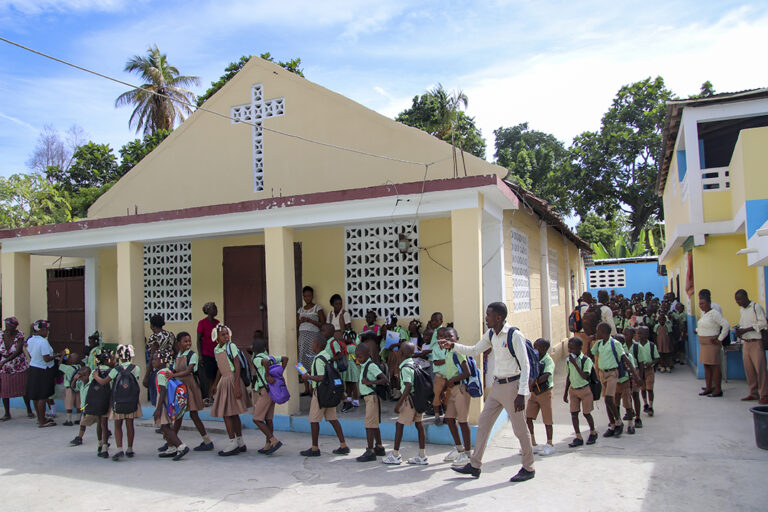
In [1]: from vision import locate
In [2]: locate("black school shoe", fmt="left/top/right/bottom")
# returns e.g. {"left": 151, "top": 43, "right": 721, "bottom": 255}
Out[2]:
{"left": 614, "top": 424, "right": 624, "bottom": 437}
{"left": 586, "top": 433, "right": 598, "bottom": 445}
{"left": 603, "top": 428, "right": 615, "bottom": 437}
{"left": 300, "top": 448, "right": 321, "bottom": 457}
{"left": 194, "top": 442, "right": 214, "bottom": 451}
{"left": 568, "top": 437, "right": 584, "bottom": 448}
{"left": 509, "top": 467, "right": 535, "bottom": 483}
{"left": 634, "top": 418, "right": 643, "bottom": 428}
{"left": 356, "top": 449, "right": 377, "bottom": 462}
{"left": 627, "top": 425, "right": 636, "bottom": 435}
{"left": 333, "top": 446, "right": 351, "bottom": 455}
{"left": 63, "top": 421, "right": 74, "bottom": 426}
{"left": 239, "top": 444, "right": 247, "bottom": 453}
{"left": 373, "top": 446, "right": 387, "bottom": 456}
{"left": 218, "top": 447, "right": 240, "bottom": 457}
{"left": 341, "top": 402, "right": 354, "bottom": 413}
{"left": 157, "top": 443, "right": 169, "bottom": 452}
{"left": 69, "top": 436, "right": 83, "bottom": 446}
{"left": 452, "top": 463, "right": 481, "bottom": 479}
{"left": 172, "top": 446, "right": 190, "bottom": 461}
{"left": 159, "top": 450, "right": 178, "bottom": 458}
{"left": 97, "top": 450, "right": 109, "bottom": 459}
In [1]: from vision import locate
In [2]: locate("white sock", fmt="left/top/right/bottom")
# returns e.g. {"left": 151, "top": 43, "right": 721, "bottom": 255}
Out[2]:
{"left": 202, "top": 434, "right": 211, "bottom": 444}
{"left": 166, "top": 445, "right": 178, "bottom": 453}
{"left": 393, "top": 450, "right": 400, "bottom": 457}
{"left": 352, "top": 400, "right": 360, "bottom": 406}
{"left": 345, "top": 397, "right": 352, "bottom": 402}
{"left": 235, "top": 436, "right": 244, "bottom": 447}
{"left": 419, "top": 449, "right": 426, "bottom": 458}
{"left": 178, "top": 443, "right": 187, "bottom": 451}
{"left": 228, "top": 438, "right": 237, "bottom": 450}
{"left": 455, "top": 445, "right": 464, "bottom": 453}
{"left": 66, "top": 412, "right": 72, "bottom": 422}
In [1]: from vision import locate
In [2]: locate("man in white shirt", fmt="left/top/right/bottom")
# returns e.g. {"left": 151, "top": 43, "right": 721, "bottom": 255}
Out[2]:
{"left": 734, "top": 290, "right": 768, "bottom": 404}
{"left": 442, "top": 302, "right": 535, "bottom": 483}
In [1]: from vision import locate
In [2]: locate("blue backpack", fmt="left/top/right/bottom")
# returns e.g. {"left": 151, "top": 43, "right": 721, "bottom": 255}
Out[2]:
{"left": 494, "top": 328, "right": 540, "bottom": 381}
{"left": 452, "top": 353, "right": 483, "bottom": 398}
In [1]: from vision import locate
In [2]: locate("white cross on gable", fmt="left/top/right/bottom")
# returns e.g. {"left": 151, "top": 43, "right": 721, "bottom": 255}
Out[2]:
{"left": 230, "top": 83, "right": 286, "bottom": 192}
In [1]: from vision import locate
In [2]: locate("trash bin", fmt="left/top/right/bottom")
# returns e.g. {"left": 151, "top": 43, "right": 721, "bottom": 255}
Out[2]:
{"left": 751, "top": 406, "right": 768, "bottom": 450}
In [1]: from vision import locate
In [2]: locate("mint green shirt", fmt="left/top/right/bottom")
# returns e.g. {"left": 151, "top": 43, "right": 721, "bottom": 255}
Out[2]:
{"left": 591, "top": 338, "right": 626, "bottom": 370}
{"left": 359, "top": 359, "right": 383, "bottom": 396}
{"left": 566, "top": 353, "right": 593, "bottom": 389}
{"left": 59, "top": 363, "right": 81, "bottom": 388}
{"left": 399, "top": 357, "right": 415, "bottom": 395}
{"left": 310, "top": 347, "right": 334, "bottom": 389}
{"left": 108, "top": 361, "right": 140, "bottom": 381}
{"left": 252, "top": 353, "right": 281, "bottom": 390}
{"left": 540, "top": 353, "right": 555, "bottom": 389}
{"left": 444, "top": 351, "right": 466, "bottom": 380}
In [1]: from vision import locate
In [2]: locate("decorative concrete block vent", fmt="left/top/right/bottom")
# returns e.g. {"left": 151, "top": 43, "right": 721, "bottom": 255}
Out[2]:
{"left": 143, "top": 242, "right": 192, "bottom": 322}
{"left": 510, "top": 228, "right": 531, "bottom": 312}
{"left": 588, "top": 267, "right": 626, "bottom": 289}
{"left": 344, "top": 222, "right": 420, "bottom": 319}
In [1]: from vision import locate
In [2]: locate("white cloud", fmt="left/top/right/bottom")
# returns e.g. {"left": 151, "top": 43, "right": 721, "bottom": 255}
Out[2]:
{"left": 0, "top": 111, "right": 36, "bottom": 131}
{"left": 0, "top": 0, "right": 133, "bottom": 14}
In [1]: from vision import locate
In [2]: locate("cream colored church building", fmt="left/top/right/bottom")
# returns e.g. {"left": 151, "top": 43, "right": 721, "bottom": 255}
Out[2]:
{"left": 0, "top": 57, "right": 589, "bottom": 421}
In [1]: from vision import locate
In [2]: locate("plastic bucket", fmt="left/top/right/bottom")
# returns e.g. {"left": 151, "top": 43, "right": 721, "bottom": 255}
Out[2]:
{"left": 751, "top": 406, "right": 768, "bottom": 450}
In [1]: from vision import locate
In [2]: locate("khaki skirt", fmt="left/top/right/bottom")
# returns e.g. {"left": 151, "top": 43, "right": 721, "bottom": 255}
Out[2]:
{"left": 698, "top": 335, "right": 721, "bottom": 365}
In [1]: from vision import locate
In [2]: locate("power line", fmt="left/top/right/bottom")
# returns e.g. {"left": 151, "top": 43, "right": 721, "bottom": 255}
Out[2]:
{"left": 0, "top": 36, "right": 451, "bottom": 169}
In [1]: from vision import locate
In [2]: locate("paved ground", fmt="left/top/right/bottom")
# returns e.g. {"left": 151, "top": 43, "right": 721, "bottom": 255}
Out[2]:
{"left": 1, "top": 365, "right": 766, "bottom": 511}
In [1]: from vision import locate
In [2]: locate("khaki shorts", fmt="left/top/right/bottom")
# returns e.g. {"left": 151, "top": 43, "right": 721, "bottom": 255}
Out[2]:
{"left": 397, "top": 397, "right": 423, "bottom": 426}
{"left": 444, "top": 385, "right": 470, "bottom": 423}
{"left": 600, "top": 369, "right": 618, "bottom": 398}
{"left": 615, "top": 380, "right": 632, "bottom": 409}
{"left": 64, "top": 388, "right": 80, "bottom": 410}
{"left": 308, "top": 391, "right": 338, "bottom": 423}
{"left": 252, "top": 387, "right": 275, "bottom": 422}
{"left": 363, "top": 394, "right": 380, "bottom": 428}
{"left": 569, "top": 385, "right": 594, "bottom": 414}
{"left": 526, "top": 388, "right": 553, "bottom": 424}
{"left": 642, "top": 367, "right": 655, "bottom": 391}
{"left": 81, "top": 414, "right": 102, "bottom": 427}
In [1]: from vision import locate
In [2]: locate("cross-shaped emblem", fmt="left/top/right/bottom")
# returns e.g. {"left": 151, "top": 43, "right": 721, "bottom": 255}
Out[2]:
{"left": 231, "top": 84, "right": 286, "bottom": 192}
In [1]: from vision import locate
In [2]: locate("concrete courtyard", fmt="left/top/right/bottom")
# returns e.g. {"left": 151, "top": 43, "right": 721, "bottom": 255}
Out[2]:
{"left": 1, "top": 365, "right": 766, "bottom": 511}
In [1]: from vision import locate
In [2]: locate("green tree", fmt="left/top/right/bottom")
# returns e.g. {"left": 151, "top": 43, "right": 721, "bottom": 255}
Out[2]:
{"left": 115, "top": 45, "right": 201, "bottom": 135}
{"left": 494, "top": 123, "right": 571, "bottom": 214}
{"left": 197, "top": 53, "right": 305, "bottom": 106}
{"left": 0, "top": 173, "right": 71, "bottom": 228}
{"left": 118, "top": 129, "right": 171, "bottom": 175}
{"left": 576, "top": 212, "right": 624, "bottom": 248}
{"left": 396, "top": 85, "right": 486, "bottom": 158}
{"left": 569, "top": 77, "right": 676, "bottom": 244}
{"left": 689, "top": 80, "right": 715, "bottom": 98}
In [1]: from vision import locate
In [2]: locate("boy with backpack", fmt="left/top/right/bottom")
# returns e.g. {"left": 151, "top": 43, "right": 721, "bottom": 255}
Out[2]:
{"left": 299, "top": 334, "right": 349, "bottom": 457}
{"left": 251, "top": 336, "right": 288, "bottom": 455}
{"left": 82, "top": 350, "right": 114, "bottom": 458}
{"left": 152, "top": 350, "right": 190, "bottom": 461}
{"left": 69, "top": 366, "right": 91, "bottom": 446}
{"left": 563, "top": 337, "right": 598, "bottom": 447}
{"left": 439, "top": 327, "right": 473, "bottom": 467}
{"left": 526, "top": 338, "right": 556, "bottom": 456}
{"left": 355, "top": 342, "right": 388, "bottom": 462}
{"left": 635, "top": 326, "right": 660, "bottom": 417}
{"left": 382, "top": 341, "right": 429, "bottom": 465}
{"left": 612, "top": 335, "right": 637, "bottom": 435}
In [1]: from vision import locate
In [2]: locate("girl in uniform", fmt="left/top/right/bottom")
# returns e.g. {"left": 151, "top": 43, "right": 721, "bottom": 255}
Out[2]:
{"left": 170, "top": 331, "right": 213, "bottom": 451}
{"left": 153, "top": 349, "right": 189, "bottom": 461}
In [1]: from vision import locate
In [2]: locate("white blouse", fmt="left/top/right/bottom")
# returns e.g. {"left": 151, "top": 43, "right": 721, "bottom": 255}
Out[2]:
{"left": 698, "top": 309, "right": 730, "bottom": 341}
{"left": 328, "top": 309, "right": 351, "bottom": 331}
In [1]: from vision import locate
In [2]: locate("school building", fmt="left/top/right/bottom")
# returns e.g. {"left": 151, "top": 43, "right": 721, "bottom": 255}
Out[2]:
{"left": 0, "top": 57, "right": 590, "bottom": 431}
{"left": 657, "top": 88, "right": 768, "bottom": 379}
{"left": 586, "top": 256, "right": 667, "bottom": 299}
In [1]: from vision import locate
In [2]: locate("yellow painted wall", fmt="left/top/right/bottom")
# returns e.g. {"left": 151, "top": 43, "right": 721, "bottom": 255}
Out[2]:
{"left": 97, "top": 249, "right": 118, "bottom": 343}
{"left": 739, "top": 127, "right": 768, "bottom": 202}
{"left": 662, "top": 151, "right": 691, "bottom": 240}
{"left": 503, "top": 208, "right": 543, "bottom": 338}
{"left": 702, "top": 191, "right": 732, "bottom": 223}
{"left": 88, "top": 57, "right": 504, "bottom": 220}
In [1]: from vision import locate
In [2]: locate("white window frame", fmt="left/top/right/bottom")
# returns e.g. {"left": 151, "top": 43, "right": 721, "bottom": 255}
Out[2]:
{"left": 588, "top": 267, "right": 626, "bottom": 289}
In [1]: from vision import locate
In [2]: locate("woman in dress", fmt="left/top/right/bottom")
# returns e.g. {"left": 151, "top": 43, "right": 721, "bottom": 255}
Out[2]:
{"left": 695, "top": 296, "right": 730, "bottom": 397}
{"left": 25, "top": 320, "right": 60, "bottom": 427}
{"left": 297, "top": 286, "right": 325, "bottom": 396}
{"left": 0, "top": 317, "right": 34, "bottom": 420}
{"left": 147, "top": 314, "right": 176, "bottom": 358}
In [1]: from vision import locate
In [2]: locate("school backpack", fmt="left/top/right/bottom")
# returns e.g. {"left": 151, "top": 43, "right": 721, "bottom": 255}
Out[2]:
{"left": 158, "top": 370, "right": 188, "bottom": 422}
{"left": 254, "top": 355, "right": 291, "bottom": 405}
{"left": 578, "top": 356, "right": 602, "bottom": 401}
{"left": 568, "top": 307, "right": 582, "bottom": 333}
{"left": 581, "top": 304, "right": 603, "bottom": 334}
{"left": 112, "top": 364, "right": 140, "bottom": 414}
{"left": 330, "top": 339, "right": 349, "bottom": 372}
{"left": 404, "top": 363, "right": 434, "bottom": 413}
{"left": 608, "top": 339, "right": 627, "bottom": 379}
{"left": 362, "top": 360, "right": 389, "bottom": 401}
{"left": 500, "top": 328, "right": 541, "bottom": 381}
{"left": 84, "top": 369, "right": 111, "bottom": 416}
{"left": 632, "top": 342, "right": 657, "bottom": 365}
{"left": 452, "top": 353, "right": 483, "bottom": 398}
{"left": 225, "top": 342, "right": 252, "bottom": 390}
{"left": 314, "top": 355, "right": 345, "bottom": 408}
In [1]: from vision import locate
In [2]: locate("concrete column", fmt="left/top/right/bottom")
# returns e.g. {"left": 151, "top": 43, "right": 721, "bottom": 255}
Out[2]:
{"left": 265, "top": 227, "right": 299, "bottom": 415}
{"left": 539, "top": 223, "right": 552, "bottom": 342}
{"left": 450, "top": 207, "right": 484, "bottom": 423}
{"left": 84, "top": 256, "right": 99, "bottom": 339}
{"left": 1, "top": 252, "right": 30, "bottom": 333}
{"left": 116, "top": 242, "right": 146, "bottom": 378}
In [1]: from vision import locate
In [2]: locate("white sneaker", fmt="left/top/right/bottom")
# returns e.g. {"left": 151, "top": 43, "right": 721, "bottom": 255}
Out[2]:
{"left": 443, "top": 447, "right": 460, "bottom": 462}
{"left": 382, "top": 452, "right": 402, "bottom": 465}
{"left": 407, "top": 455, "right": 429, "bottom": 465}
{"left": 452, "top": 452, "right": 471, "bottom": 466}
{"left": 520, "top": 444, "right": 540, "bottom": 455}
{"left": 539, "top": 444, "right": 555, "bottom": 456}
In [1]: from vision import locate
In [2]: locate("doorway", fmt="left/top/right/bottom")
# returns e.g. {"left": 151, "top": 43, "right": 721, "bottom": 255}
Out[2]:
{"left": 223, "top": 246, "right": 267, "bottom": 350}
{"left": 46, "top": 267, "right": 85, "bottom": 354}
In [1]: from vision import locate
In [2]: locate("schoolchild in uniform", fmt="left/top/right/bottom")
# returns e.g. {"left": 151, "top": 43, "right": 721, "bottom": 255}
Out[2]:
{"left": 635, "top": 326, "right": 660, "bottom": 416}
{"left": 439, "top": 327, "right": 473, "bottom": 467}
{"left": 563, "top": 337, "right": 597, "bottom": 447}
{"left": 210, "top": 324, "right": 253, "bottom": 457}
{"left": 69, "top": 366, "right": 91, "bottom": 446}
{"left": 59, "top": 351, "right": 82, "bottom": 426}
{"left": 170, "top": 331, "right": 213, "bottom": 451}
{"left": 622, "top": 327, "right": 644, "bottom": 428}
{"left": 612, "top": 335, "right": 636, "bottom": 435}
{"left": 82, "top": 350, "right": 114, "bottom": 458}
{"left": 153, "top": 350, "right": 189, "bottom": 461}
{"left": 355, "top": 342, "right": 388, "bottom": 462}
{"left": 526, "top": 338, "right": 556, "bottom": 455}
{"left": 251, "top": 336, "right": 288, "bottom": 455}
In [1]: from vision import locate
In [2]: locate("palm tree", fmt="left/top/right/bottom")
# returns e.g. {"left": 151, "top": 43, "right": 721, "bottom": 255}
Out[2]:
{"left": 427, "top": 83, "right": 468, "bottom": 139}
{"left": 115, "top": 45, "right": 200, "bottom": 135}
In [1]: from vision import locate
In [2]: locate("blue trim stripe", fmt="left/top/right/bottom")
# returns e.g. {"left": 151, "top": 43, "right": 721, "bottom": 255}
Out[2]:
{"left": 745, "top": 199, "right": 768, "bottom": 239}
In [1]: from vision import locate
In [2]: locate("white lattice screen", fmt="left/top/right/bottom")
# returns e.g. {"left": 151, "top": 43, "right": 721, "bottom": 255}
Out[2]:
{"left": 549, "top": 249, "right": 559, "bottom": 306}
{"left": 344, "top": 222, "right": 420, "bottom": 319}
{"left": 588, "top": 268, "right": 626, "bottom": 289}
{"left": 144, "top": 242, "right": 192, "bottom": 322}
{"left": 510, "top": 228, "right": 531, "bottom": 312}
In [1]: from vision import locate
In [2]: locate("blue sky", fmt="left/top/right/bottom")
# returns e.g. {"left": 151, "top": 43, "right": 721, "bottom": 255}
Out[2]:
{"left": 0, "top": 0, "right": 766, "bottom": 176}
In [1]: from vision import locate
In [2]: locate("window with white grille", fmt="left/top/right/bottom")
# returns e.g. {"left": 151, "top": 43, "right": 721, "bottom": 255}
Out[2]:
{"left": 344, "top": 223, "right": 420, "bottom": 319}
{"left": 588, "top": 268, "right": 626, "bottom": 289}
{"left": 510, "top": 228, "right": 530, "bottom": 312}
{"left": 143, "top": 242, "right": 192, "bottom": 322}
{"left": 549, "top": 249, "right": 559, "bottom": 306}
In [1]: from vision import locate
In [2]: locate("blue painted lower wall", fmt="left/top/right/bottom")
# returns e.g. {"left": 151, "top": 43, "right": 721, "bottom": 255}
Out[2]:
{"left": 8, "top": 398, "right": 510, "bottom": 446}
{"left": 587, "top": 261, "right": 667, "bottom": 299}
{"left": 685, "top": 314, "right": 752, "bottom": 380}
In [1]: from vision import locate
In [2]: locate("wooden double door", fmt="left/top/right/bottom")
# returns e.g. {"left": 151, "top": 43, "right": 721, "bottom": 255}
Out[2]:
{"left": 222, "top": 244, "right": 302, "bottom": 349}
{"left": 46, "top": 267, "right": 85, "bottom": 354}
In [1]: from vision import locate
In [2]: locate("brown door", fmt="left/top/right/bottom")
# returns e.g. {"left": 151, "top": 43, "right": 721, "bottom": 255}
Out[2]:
{"left": 223, "top": 246, "right": 267, "bottom": 350}
{"left": 46, "top": 267, "right": 85, "bottom": 354}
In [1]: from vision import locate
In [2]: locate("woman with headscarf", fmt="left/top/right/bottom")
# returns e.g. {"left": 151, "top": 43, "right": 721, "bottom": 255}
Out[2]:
{"left": 25, "top": 320, "right": 60, "bottom": 427}
{"left": 695, "top": 295, "right": 730, "bottom": 397}
{"left": 0, "top": 317, "right": 34, "bottom": 420}
{"left": 147, "top": 314, "right": 176, "bottom": 357}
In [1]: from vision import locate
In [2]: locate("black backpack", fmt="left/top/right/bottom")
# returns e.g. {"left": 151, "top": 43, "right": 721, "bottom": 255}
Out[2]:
{"left": 112, "top": 364, "right": 140, "bottom": 414}
{"left": 315, "top": 355, "right": 344, "bottom": 408}
{"left": 363, "top": 360, "right": 389, "bottom": 401}
{"left": 84, "top": 369, "right": 111, "bottom": 416}
{"left": 405, "top": 363, "right": 434, "bottom": 413}
{"left": 225, "top": 342, "right": 252, "bottom": 390}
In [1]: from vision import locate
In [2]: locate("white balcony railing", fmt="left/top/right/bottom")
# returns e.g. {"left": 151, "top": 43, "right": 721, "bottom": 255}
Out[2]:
{"left": 701, "top": 166, "right": 730, "bottom": 191}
